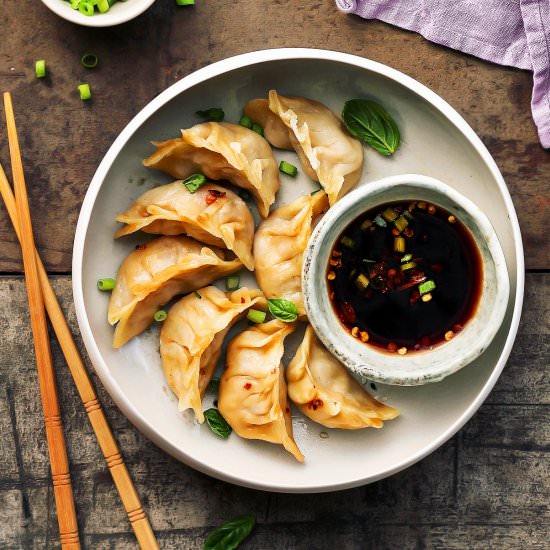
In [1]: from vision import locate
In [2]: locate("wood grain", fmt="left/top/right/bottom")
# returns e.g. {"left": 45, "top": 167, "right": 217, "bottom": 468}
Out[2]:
{"left": 0, "top": 275, "right": 548, "bottom": 549}
{"left": 3, "top": 93, "right": 80, "bottom": 549}
{"left": 0, "top": 0, "right": 548, "bottom": 272}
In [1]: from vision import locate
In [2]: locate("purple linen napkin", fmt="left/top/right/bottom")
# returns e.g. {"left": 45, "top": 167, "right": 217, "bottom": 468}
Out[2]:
{"left": 336, "top": 0, "right": 550, "bottom": 148}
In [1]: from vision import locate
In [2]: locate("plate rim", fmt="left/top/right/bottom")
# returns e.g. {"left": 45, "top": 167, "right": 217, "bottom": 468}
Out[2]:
{"left": 72, "top": 48, "right": 525, "bottom": 493}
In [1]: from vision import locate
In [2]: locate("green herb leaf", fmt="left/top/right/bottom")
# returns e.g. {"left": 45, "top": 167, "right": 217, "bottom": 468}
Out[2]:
{"left": 196, "top": 107, "right": 225, "bottom": 122}
{"left": 183, "top": 173, "right": 206, "bottom": 193}
{"left": 342, "top": 99, "right": 400, "bottom": 156}
{"left": 203, "top": 515, "right": 255, "bottom": 550}
{"left": 204, "top": 408, "right": 232, "bottom": 439}
{"left": 267, "top": 298, "right": 298, "bottom": 323}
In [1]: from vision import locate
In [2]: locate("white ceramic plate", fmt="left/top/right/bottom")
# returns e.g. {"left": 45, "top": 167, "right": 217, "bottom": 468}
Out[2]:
{"left": 73, "top": 49, "right": 524, "bottom": 493}
{"left": 40, "top": 0, "right": 156, "bottom": 27}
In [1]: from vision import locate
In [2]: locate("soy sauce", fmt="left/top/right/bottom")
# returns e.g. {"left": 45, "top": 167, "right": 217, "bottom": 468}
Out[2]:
{"left": 327, "top": 201, "right": 482, "bottom": 353}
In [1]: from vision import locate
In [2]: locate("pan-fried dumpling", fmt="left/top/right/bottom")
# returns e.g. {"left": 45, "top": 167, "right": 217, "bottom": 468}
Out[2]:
{"left": 219, "top": 320, "right": 304, "bottom": 462}
{"left": 108, "top": 236, "right": 241, "bottom": 349}
{"left": 243, "top": 99, "right": 292, "bottom": 149}
{"left": 286, "top": 326, "right": 399, "bottom": 429}
{"left": 115, "top": 181, "right": 255, "bottom": 270}
{"left": 253, "top": 190, "right": 328, "bottom": 316}
{"left": 143, "top": 122, "right": 280, "bottom": 217}
{"left": 245, "top": 91, "right": 364, "bottom": 206}
{"left": 160, "top": 286, "right": 266, "bottom": 423}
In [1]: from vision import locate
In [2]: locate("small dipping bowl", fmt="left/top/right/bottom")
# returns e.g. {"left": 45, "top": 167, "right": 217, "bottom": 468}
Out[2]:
{"left": 303, "top": 174, "right": 510, "bottom": 385}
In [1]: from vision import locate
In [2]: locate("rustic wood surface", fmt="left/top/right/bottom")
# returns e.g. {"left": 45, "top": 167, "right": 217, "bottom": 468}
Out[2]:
{"left": 0, "top": 0, "right": 548, "bottom": 548}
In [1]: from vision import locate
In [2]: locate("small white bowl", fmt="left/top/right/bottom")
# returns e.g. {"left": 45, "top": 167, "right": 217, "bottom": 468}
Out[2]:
{"left": 40, "top": 0, "right": 156, "bottom": 27}
{"left": 303, "top": 174, "right": 510, "bottom": 385}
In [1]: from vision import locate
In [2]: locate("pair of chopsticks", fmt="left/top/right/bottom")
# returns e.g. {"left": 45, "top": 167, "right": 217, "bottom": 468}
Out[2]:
{"left": 1, "top": 93, "right": 159, "bottom": 550}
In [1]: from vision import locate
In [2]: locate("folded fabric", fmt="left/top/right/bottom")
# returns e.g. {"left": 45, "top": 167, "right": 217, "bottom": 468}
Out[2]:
{"left": 336, "top": 0, "right": 550, "bottom": 148}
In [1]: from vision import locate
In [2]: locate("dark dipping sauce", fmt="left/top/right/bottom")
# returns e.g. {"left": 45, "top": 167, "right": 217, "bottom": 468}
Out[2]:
{"left": 327, "top": 200, "right": 482, "bottom": 354}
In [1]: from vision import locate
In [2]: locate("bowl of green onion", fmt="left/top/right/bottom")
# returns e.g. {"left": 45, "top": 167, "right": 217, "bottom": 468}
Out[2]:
{"left": 40, "top": 0, "right": 157, "bottom": 26}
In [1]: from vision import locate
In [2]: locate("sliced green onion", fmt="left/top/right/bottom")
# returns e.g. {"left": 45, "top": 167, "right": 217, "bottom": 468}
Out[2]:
{"left": 247, "top": 309, "right": 266, "bottom": 324}
{"left": 70, "top": 0, "right": 81, "bottom": 8}
{"left": 237, "top": 189, "right": 251, "bottom": 201}
{"left": 355, "top": 273, "right": 370, "bottom": 290}
{"left": 394, "top": 215, "right": 409, "bottom": 233}
{"left": 419, "top": 280, "right": 436, "bottom": 296}
{"left": 78, "top": 1, "right": 95, "bottom": 16}
{"left": 401, "top": 253, "right": 413, "bottom": 263}
{"left": 81, "top": 53, "right": 99, "bottom": 69}
{"left": 404, "top": 210, "right": 414, "bottom": 221}
{"left": 362, "top": 258, "right": 376, "bottom": 264}
{"left": 239, "top": 115, "right": 253, "bottom": 129}
{"left": 154, "top": 310, "right": 167, "bottom": 322}
{"left": 251, "top": 123, "right": 264, "bottom": 136}
{"left": 382, "top": 208, "right": 398, "bottom": 222}
{"left": 373, "top": 214, "right": 387, "bottom": 227}
{"left": 77, "top": 83, "right": 91, "bottom": 100}
{"left": 182, "top": 173, "right": 206, "bottom": 193}
{"left": 193, "top": 290, "right": 202, "bottom": 299}
{"left": 394, "top": 237, "right": 406, "bottom": 253}
{"left": 176, "top": 0, "right": 195, "bottom": 4}
{"left": 196, "top": 107, "right": 224, "bottom": 122}
{"left": 279, "top": 160, "right": 298, "bottom": 177}
{"left": 97, "top": 0, "right": 109, "bottom": 12}
{"left": 400, "top": 261, "right": 417, "bottom": 271}
{"left": 340, "top": 236, "right": 355, "bottom": 249}
{"left": 360, "top": 219, "right": 372, "bottom": 231}
{"left": 225, "top": 275, "right": 240, "bottom": 291}
{"left": 97, "top": 278, "right": 115, "bottom": 291}
{"left": 35, "top": 60, "right": 46, "bottom": 79}
{"left": 310, "top": 187, "right": 322, "bottom": 195}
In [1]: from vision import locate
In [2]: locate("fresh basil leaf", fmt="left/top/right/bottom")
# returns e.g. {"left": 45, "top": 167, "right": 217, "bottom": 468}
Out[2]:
{"left": 204, "top": 515, "right": 255, "bottom": 550}
{"left": 267, "top": 298, "right": 298, "bottom": 322}
{"left": 208, "top": 377, "right": 220, "bottom": 393}
{"left": 204, "top": 408, "right": 232, "bottom": 439}
{"left": 196, "top": 107, "right": 225, "bottom": 122}
{"left": 342, "top": 99, "right": 400, "bottom": 156}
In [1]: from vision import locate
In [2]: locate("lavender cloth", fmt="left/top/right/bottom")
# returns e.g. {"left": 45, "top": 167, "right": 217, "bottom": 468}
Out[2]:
{"left": 336, "top": 0, "right": 550, "bottom": 148}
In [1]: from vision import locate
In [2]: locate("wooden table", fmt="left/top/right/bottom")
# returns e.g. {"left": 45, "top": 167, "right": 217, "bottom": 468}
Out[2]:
{"left": 1, "top": 1, "right": 548, "bottom": 548}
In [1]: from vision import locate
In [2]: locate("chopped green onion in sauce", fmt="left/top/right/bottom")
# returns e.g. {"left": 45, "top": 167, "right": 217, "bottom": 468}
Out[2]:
{"left": 77, "top": 83, "right": 91, "bottom": 100}
{"left": 182, "top": 173, "right": 206, "bottom": 193}
{"left": 247, "top": 309, "right": 266, "bottom": 323}
{"left": 279, "top": 160, "right": 298, "bottom": 177}
{"left": 35, "top": 60, "right": 46, "bottom": 79}
{"left": 81, "top": 53, "right": 99, "bottom": 69}
{"left": 225, "top": 275, "right": 240, "bottom": 291}
{"left": 97, "top": 278, "right": 115, "bottom": 291}
{"left": 154, "top": 310, "right": 167, "bottom": 322}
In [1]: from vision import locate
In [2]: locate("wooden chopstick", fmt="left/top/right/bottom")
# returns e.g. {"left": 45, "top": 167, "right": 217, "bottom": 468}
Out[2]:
{"left": 3, "top": 93, "right": 80, "bottom": 549}
{"left": 1, "top": 94, "right": 159, "bottom": 550}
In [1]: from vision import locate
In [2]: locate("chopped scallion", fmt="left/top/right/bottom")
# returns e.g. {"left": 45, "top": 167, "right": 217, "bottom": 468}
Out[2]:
{"left": 394, "top": 215, "right": 409, "bottom": 233}
{"left": 78, "top": 83, "right": 91, "bottom": 100}
{"left": 400, "top": 261, "right": 417, "bottom": 271}
{"left": 81, "top": 53, "right": 99, "bottom": 69}
{"left": 310, "top": 187, "right": 322, "bottom": 195}
{"left": 193, "top": 290, "right": 202, "bottom": 299}
{"left": 97, "top": 278, "right": 115, "bottom": 291}
{"left": 373, "top": 214, "right": 387, "bottom": 227}
{"left": 97, "top": 0, "right": 110, "bottom": 12}
{"left": 360, "top": 219, "right": 372, "bottom": 231}
{"left": 35, "top": 60, "right": 46, "bottom": 79}
{"left": 394, "top": 237, "right": 406, "bottom": 253}
{"left": 418, "top": 280, "right": 436, "bottom": 296}
{"left": 196, "top": 107, "right": 224, "bottom": 122}
{"left": 154, "top": 310, "right": 167, "bottom": 322}
{"left": 340, "top": 236, "right": 355, "bottom": 249}
{"left": 176, "top": 0, "right": 195, "bottom": 4}
{"left": 401, "top": 253, "right": 413, "bottom": 263}
{"left": 239, "top": 115, "right": 253, "bottom": 129}
{"left": 182, "top": 173, "right": 206, "bottom": 193}
{"left": 78, "top": 1, "right": 94, "bottom": 16}
{"left": 382, "top": 208, "right": 398, "bottom": 222}
{"left": 225, "top": 275, "right": 240, "bottom": 291}
{"left": 279, "top": 160, "right": 298, "bottom": 177}
{"left": 251, "top": 123, "right": 264, "bottom": 136}
{"left": 247, "top": 309, "right": 266, "bottom": 324}
{"left": 355, "top": 273, "right": 370, "bottom": 290}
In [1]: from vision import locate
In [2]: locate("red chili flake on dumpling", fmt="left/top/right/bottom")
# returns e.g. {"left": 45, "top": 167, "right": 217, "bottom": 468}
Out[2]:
{"left": 240, "top": 298, "right": 245, "bottom": 303}
{"left": 243, "top": 382, "right": 252, "bottom": 390}
{"left": 206, "top": 189, "right": 226, "bottom": 205}
{"left": 135, "top": 244, "right": 147, "bottom": 250}
{"left": 307, "top": 398, "right": 324, "bottom": 411}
